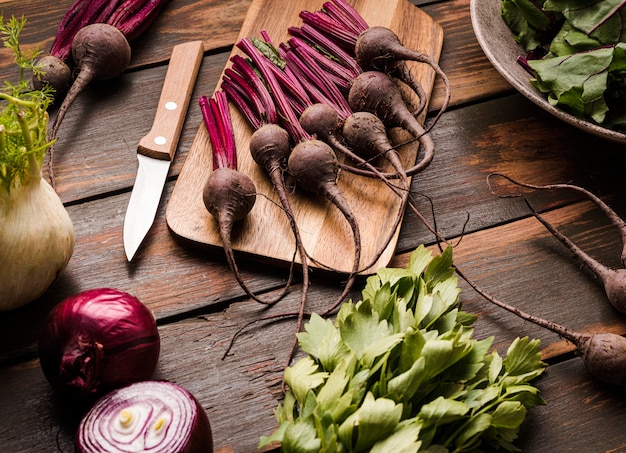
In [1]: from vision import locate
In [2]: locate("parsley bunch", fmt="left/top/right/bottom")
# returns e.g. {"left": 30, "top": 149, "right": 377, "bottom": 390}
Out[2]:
{"left": 260, "top": 246, "right": 546, "bottom": 452}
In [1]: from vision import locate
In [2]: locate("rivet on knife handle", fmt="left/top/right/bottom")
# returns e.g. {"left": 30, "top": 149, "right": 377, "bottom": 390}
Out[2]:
{"left": 137, "top": 40, "right": 204, "bottom": 160}
{"left": 123, "top": 40, "right": 204, "bottom": 262}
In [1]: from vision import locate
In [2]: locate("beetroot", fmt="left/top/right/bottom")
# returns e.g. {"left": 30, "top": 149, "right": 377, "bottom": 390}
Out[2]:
{"left": 458, "top": 265, "right": 626, "bottom": 386}
{"left": 354, "top": 26, "right": 451, "bottom": 127}
{"left": 489, "top": 173, "right": 626, "bottom": 314}
{"left": 50, "top": 23, "right": 131, "bottom": 141}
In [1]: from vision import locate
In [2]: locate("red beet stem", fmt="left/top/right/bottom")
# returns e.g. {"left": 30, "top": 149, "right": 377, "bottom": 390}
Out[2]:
{"left": 237, "top": 36, "right": 311, "bottom": 144}
{"left": 108, "top": 0, "right": 172, "bottom": 41}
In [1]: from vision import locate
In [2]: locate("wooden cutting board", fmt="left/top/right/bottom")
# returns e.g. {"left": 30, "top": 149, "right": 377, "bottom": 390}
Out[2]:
{"left": 166, "top": 0, "right": 443, "bottom": 274}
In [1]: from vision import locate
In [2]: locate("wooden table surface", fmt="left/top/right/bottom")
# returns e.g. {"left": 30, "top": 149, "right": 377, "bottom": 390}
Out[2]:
{"left": 3, "top": 0, "right": 626, "bottom": 452}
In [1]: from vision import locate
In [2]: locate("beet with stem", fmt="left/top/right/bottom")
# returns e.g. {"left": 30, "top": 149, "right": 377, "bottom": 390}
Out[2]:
{"left": 237, "top": 35, "right": 362, "bottom": 285}
{"left": 299, "top": 104, "right": 411, "bottom": 278}
{"left": 456, "top": 266, "right": 626, "bottom": 386}
{"left": 36, "top": 0, "right": 170, "bottom": 99}
{"left": 49, "top": 23, "right": 131, "bottom": 141}
{"left": 248, "top": 123, "right": 312, "bottom": 364}
{"left": 489, "top": 173, "right": 626, "bottom": 314}
{"left": 348, "top": 71, "right": 436, "bottom": 177}
{"left": 200, "top": 93, "right": 293, "bottom": 307}
{"left": 354, "top": 25, "right": 451, "bottom": 128}
{"left": 42, "top": 0, "right": 170, "bottom": 187}
{"left": 287, "top": 138, "right": 361, "bottom": 280}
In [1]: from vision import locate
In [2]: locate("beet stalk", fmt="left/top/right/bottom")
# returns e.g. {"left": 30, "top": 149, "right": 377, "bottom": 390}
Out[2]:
{"left": 489, "top": 173, "right": 626, "bottom": 314}
{"left": 456, "top": 266, "right": 626, "bottom": 386}
{"left": 200, "top": 92, "right": 292, "bottom": 306}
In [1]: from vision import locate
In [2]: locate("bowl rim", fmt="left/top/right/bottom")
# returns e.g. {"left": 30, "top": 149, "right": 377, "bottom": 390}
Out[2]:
{"left": 469, "top": 0, "right": 626, "bottom": 146}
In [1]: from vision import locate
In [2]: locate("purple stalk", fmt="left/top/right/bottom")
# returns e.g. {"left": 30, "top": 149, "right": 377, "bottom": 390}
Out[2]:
{"left": 516, "top": 56, "right": 536, "bottom": 75}
{"left": 289, "top": 24, "right": 362, "bottom": 76}
{"left": 283, "top": 43, "right": 352, "bottom": 119}
{"left": 299, "top": 10, "right": 358, "bottom": 49}
{"left": 107, "top": 0, "right": 150, "bottom": 29}
{"left": 199, "top": 92, "right": 237, "bottom": 170}
{"left": 237, "top": 37, "right": 311, "bottom": 143}
{"left": 249, "top": 40, "right": 313, "bottom": 115}
{"left": 49, "top": 0, "right": 115, "bottom": 60}
{"left": 281, "top": 52, "right": 334, "bottom": 112}
{"left": 221, "top": 78, "right": 262, "bottom": 130}
{"left": 287, "top": 36, "right": 355, "bottom": 90}
{"left": 323, "top": 0, "right": 369, "bottom": 34}
{"left": 229, "top": 55, "right": 279, "bottom": 124}
{"left": 109, "top": 0, "right": 172, "bottom": 41}
{"left": 93, "top": 0, "right": 124, "bottom": 23}
{"left": 49, "top": 0, "right": 169, "bottom": 61}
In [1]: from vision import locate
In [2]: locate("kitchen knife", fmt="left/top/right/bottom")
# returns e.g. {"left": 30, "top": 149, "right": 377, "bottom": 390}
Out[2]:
{"left": 123, "top": 40, "right": 204, "bottom": 261}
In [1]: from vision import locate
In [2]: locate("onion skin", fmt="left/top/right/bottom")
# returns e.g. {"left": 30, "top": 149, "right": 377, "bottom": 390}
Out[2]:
{"left": 39, "top": 288, "right": 160, "bottom": 400}
{"left": 76, "top": 381, "right": 213, "bottom": 453}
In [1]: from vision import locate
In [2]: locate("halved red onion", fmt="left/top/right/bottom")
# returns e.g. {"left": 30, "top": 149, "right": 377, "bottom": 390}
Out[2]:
{"left": 39, "top": 288, "right": 160, "bottom": 400}
{"left": 76, "top": 381, "right": 213, "bottom": 453}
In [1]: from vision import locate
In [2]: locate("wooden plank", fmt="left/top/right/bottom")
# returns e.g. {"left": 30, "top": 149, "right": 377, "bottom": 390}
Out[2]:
{"left": 0, "top": 0, "right": 250, "bottom": 71}
{"left": 167, "top": 0, "right": 444, "bottom": 274}
{"left": 3, "top": 282, "right": 626, "bottom": 453}
{"left": 517, "top": 358, "right": 626, "bottom": 453}
{"left": 0, "top": 183, "right": 298, "bottom": 364}
{"left": 396, "top": 93, "right": 626, "bottom": 253}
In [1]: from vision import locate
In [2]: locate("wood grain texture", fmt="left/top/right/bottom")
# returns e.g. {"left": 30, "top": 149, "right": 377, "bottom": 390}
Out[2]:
{"left": 3, "top": 271, "right": 626, "bottom": 453}
{"left": 0, "top": 0, "right": 250, "bottom": 71}
{"left": 395, "top": 93, "right": 626, "bottom": 253}
{"left": 167, "top": 0, "right": 444, "bottom": 274}
{"left": 4, "top": 1, "right": 626, "bottom": 452}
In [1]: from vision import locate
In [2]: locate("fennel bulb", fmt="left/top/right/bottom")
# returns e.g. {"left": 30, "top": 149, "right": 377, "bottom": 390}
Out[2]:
{"left": 0, "top": 176, "right": 74, "bottom": 310}
{"left": 0, "top": 16, "right": 74, "bottom": 310}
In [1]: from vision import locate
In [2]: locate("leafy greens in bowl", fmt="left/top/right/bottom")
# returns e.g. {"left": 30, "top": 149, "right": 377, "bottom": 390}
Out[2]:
{"left": 470, "top": 0, "right": 626, "bottom": 145}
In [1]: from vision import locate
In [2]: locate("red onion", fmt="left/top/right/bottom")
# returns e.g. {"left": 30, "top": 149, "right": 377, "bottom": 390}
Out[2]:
{"left": 39, "top": 288, "right": 160, "bottom": 400}
{"left": 76, "top": 381, "right": 213, "bottom": 453}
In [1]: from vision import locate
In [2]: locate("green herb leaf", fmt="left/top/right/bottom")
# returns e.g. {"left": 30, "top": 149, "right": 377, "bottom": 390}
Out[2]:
{"left": 338, "top": 392, "right": 403, "bottom": 451}
{"left": 0, "top": 15, "right": 54, "bottom": 192}
{"left": 284, "top": 357, "right": 328, "bottom": 406}
{"left": 263, "top": 246, "right": 546, "bottom": 451}
{"left": 297, "top": 313, "right": 347, "bottom": 370}
{"left": 370, "top": 419, "right": 423, "bottom": 453}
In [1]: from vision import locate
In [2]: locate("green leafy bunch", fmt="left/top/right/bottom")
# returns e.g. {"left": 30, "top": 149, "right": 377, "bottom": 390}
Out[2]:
{"left": 0, "top": 15, "right": 54, "bottom": 194}
{"left": 501, "top": 0, "right": 626, "bottom": 130}
{"left": 260, "top": 246, "right": 547, "bottom": 453}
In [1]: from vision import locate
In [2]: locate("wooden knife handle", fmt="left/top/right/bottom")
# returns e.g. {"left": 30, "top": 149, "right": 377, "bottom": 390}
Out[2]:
{"left": 137, "top": 40, "right": 204, "bottom": 160}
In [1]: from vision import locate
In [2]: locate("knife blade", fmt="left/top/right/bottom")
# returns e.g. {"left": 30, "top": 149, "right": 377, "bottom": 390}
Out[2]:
{"left": 123, "top": 40, "right": 204, "bottom": 261}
